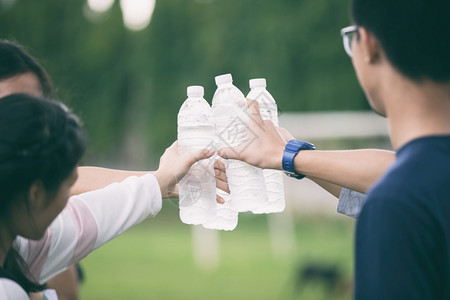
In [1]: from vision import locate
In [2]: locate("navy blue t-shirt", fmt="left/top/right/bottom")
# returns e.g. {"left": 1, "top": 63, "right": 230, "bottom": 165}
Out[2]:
{"left": 355, "top": 135, "right": 450, "bottom": 299}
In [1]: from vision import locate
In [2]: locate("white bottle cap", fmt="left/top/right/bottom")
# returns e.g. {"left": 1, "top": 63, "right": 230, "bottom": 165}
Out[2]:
{"left": 249, "top": 78, "right": 266, "bottom": 88}
{"left": 187, "top": 85, "right": 204, "bottom": 97}
{"left": 215, "top": 74, "right": 233, "bottom": 86}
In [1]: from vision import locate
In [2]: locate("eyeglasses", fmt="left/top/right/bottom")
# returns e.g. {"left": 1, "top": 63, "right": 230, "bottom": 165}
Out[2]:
{"left": 340, "top": 25, "right": 359, "bottom": 57}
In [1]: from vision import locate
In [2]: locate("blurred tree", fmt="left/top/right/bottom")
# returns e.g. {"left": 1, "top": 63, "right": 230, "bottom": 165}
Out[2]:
{"left": 0, "top": 0, "right": 368, "bottom": 167}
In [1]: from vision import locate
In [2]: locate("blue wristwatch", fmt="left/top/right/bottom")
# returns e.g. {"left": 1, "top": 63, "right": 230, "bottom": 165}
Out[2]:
{"left": 282, "top": 139, "right": 315, "bottom": 179}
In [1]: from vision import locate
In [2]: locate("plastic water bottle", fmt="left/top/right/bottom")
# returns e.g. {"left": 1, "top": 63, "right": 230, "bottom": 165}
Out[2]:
{"left": 212, "top": 74, "right": 267, "bottom": 212}
{"left": 178, "top": 86, "right": 217, "bottom": 225}
{"left": 203, "top": 157, "right": 238, "bottom": 231}
{"left": 247, "top": 78, "right": 285, "bottom": 213}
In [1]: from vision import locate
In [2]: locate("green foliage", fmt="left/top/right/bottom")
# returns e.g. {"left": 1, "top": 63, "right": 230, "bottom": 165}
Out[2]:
{"left": 0, "top": 0, "right": 367, "bottom": 164}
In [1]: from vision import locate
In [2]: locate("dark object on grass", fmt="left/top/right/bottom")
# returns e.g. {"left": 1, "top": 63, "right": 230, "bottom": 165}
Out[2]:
{"left": 294, "top": 262, "right": 345, "bottom": 295}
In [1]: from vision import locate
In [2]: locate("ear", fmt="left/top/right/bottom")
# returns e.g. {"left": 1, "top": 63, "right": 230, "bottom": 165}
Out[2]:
{"left": 28, "top": 180, "right": 47, "bottom": 211}
{"left": 358, "top": 27, "right": 383, "bottom": 64}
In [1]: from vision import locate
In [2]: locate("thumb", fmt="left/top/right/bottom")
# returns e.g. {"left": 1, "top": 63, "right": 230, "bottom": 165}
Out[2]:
{"left": 218, "top": 146, "right": 243, "bottom": 160}
{"left": 185, "top": 148, "right": 215, "bottom": 167}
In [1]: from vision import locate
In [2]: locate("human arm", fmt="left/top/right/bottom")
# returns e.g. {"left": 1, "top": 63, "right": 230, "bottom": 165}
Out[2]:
{"left": 218, "top": 99, "right": 395, "bottom": 194}
{"left": 73, "top": 150, "right": 223, "bottom": 201}
{"left": 71, "top": 167, "right": 148, "bottom": 196}
{"left": 13, "top": 173, "right": 163, "bottom": 284}
{"left": 45, "top": 265, "right": 80, "bottom": 300}
{"left": 14, "top": 141, "right": 213, "bottom": 283}
{"left": 214, "top": 127, "right": 343, "bottom": 198}
{"left": 216, "top": 155, "right": 365, "bottom": 218}
{"left": 153, "top": 141, "right": 214, "bottom": 198}
{"left": 277, "top": 127, "right": 344, "bottom": 198}
{"left": 56, "top": 167, "right": 149, "bottom": 300}
{"left": 291, "top": 149, "right": 394, "bottom": 194}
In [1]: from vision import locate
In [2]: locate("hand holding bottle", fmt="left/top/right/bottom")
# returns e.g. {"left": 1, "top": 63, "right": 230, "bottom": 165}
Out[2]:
{"left": 218, "top": 99, "right": 290, "bottom": 170}
{"left": 154, "top": 141, "right": 215, "bottom": 198}
{"left": 214, "top": 159, "right": 229, "bottom": 195}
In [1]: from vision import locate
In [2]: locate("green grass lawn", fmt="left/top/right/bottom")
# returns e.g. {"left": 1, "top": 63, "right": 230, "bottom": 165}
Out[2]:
{"left": 79, "top": 202, "right": 355, "bottom": 299}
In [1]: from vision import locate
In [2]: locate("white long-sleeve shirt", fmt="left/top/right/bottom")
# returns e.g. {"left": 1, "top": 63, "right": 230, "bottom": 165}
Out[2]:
{"left": 0, "top": 174, "right": 162, "bottom": 300}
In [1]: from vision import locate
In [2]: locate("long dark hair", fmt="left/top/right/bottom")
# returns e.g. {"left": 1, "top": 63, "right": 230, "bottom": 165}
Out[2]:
{"left": 0, "top": 93, "right": 86, "bottom": 293}
{"left": 0, "top": 40, "right": 53, "bottom": 97}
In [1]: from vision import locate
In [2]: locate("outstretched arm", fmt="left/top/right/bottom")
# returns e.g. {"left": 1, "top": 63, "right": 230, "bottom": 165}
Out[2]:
{"left": 17, "top": 140, "right": 214, "bottom": 284}
{"left": 292, "top": 149, "right": 394, "bottom": 194}
{"left": 72, "top": 167, "right": 148, "bottom": 196}
{"left": 218, "top": 99, "right": 395, "bottom": 195}
{"left": 277, "top": 125, "right": 391, "bottom": 196}
{"left": 72, "top": 143, "right": 221, "bottom": 201}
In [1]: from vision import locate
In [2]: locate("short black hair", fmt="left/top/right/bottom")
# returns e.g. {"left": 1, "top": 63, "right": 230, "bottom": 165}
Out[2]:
{"left": 351, "top": 0, "right": 450, "bottom": 82}
{"left": 0, "top": 40, "right": 54, "bottom": 97}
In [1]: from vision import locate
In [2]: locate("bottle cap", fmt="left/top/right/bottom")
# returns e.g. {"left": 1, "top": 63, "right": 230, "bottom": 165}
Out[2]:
{"left": 215, "top": 74, "right": 233, "bottom": 86}
{"left": 187, "top": 85, "right": 204, "bottom": 97}
{"left": 249, "top": 78, "right": 266, "bottom": 88}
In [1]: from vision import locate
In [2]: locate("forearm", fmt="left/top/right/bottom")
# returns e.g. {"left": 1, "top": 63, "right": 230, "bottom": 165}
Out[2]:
{"left": 72, "top": 166, "right": 150, "bottom": 195}
{"left": 293, "top": 149, "right": 395, "bottom": 193}
{"left": 308, "top": 168, "right": 366, "bottom": 219}
{"left": 308, "top": 177, "right": 342, "bottom": 198}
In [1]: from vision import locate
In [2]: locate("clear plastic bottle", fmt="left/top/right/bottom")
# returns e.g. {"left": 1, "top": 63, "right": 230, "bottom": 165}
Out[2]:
{"left": 212, "top": 74, "right": 267, "bottom": 212}
{"left": 247, "top": 78, "right": 285, "bottom": 213}
{"left": 178, "top": 86, "right": 217, "bottom": 225}
{"left": 203, "top": 156, "right": 238, "bottom": 231}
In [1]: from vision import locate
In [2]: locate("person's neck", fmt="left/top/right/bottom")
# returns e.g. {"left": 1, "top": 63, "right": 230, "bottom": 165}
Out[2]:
{"left": 0, "top": 225, "right": 15, "bottom": 268}
{"left": 381, "top": 72, "right": 450, "bottom": 150}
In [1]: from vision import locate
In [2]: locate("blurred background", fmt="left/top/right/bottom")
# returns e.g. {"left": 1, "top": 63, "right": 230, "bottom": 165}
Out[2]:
{"left": 1, "top": 0, "right": 392, "bottom": 299}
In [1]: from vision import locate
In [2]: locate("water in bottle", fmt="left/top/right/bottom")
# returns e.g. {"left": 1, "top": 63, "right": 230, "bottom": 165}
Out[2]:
{"left": 178, "top": 86, "right": 217, "bottom": 225}
{"left": 212, "top": 74, "right": 267, "bottom": 212}
{"left": 247, "top": 78, "right": 285, "bottom": 213}
{"left": 203, "top": 156, "right": 238, "bottom": 231}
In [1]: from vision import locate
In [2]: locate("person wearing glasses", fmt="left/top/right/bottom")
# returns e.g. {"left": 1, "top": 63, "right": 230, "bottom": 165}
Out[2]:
{"left": 219, "top": 0, "right": 450, "bottom": 298}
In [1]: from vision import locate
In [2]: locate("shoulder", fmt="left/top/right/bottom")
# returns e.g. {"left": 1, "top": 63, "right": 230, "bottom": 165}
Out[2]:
{"left": 359, "top": 137, "right": 449, "bottom": 236}
{"left": 396, "top": 136, "right": 450, "bottom": 175}
{"left": 366, "top": 136, "right": 450, "bottom": 209}
{"left": 362, "top": 169, "right": 436, "bottom": 227}
{"left": 0, "top": 278, "right": 29, "bottom": 300}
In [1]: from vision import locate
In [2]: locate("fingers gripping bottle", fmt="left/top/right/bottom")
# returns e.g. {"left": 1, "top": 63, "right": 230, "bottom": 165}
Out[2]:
{"left": 178, "top": 86, "right": 217, "bottom": 225}
{"left": 212, "top": 74, "right": 268, "bottom": 212}
{"left": 247, "top": 78, "right": 285, "bottom": 213}
{"left": 203, "top": 157, "right": 238, "bottom": 231}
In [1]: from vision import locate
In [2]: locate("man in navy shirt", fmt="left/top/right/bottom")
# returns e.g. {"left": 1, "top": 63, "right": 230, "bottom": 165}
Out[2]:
{"left": 346, "top": 0, "right": 450, "bottom": 298}
{"left": 355, "top": 136, "right": 450, "bottom": 298}
{"left": 218, "top": 0, "right": 450, "bottom": 298}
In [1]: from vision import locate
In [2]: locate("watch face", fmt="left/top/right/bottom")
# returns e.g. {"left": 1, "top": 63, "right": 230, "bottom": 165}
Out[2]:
{"left": 286, "top": 140, "right": 315, "bottom": 151}
{"left": 301, "top": 143, "right": 315, "bottom": 150}
{"left": 300, "top": 141, "right": 315, "bottom": 150}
